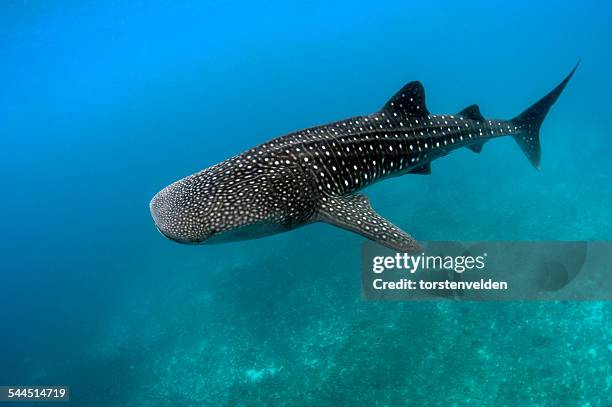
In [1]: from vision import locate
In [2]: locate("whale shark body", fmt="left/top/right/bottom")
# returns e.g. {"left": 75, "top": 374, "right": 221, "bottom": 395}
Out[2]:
{"left": 150, "top": 65, "right": 577, "bottom": 252}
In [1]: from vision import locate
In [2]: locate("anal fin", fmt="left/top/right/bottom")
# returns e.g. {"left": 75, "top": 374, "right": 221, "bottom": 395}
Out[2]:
{"left": 408, "top": 163, "right": 431, "bottom": 175}
{"left": 468, "top": 141, "right": 486, "bottom": 153}
{"left": 316, "top": 194, "right": 421, "bottom": 252}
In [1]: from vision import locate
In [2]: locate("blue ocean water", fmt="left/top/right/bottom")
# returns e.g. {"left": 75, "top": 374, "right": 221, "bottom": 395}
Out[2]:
{"left": 1, "top": 1, "right": 611, "bottom": 405}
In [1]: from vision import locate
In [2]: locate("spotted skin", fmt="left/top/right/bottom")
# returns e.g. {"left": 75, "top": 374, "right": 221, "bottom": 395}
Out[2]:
{"left": 150, "top": 65, "right": 577, "bottom": 251}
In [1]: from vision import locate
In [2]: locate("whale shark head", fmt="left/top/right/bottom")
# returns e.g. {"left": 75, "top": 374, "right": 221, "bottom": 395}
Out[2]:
{"left": 150, "top": 174, "right": 219, "bottom": 244}
{"left": 150, "top": 162, "right": 290, "bottom": 244}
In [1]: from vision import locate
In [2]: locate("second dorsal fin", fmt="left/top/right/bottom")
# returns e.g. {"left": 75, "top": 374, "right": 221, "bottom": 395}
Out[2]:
{"left": 381, "top": 81, "right": 429, "bottom": 117}
{"left": 458, "top": 104, "right": 485, "bottom": 121}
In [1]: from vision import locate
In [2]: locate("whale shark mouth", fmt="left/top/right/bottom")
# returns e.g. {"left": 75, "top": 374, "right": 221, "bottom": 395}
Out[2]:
{"left": 155, "top": 225, "right": 213, "bottom": 244}
{"left": 155, "top": 225, "right": 181, "bottom": 242}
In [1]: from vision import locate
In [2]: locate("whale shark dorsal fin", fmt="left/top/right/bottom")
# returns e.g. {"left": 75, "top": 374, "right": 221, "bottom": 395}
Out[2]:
{"left": 316, "top": 194, "right": 422, "bottom": 252}
{"left": 381, "top": 81, "right": 429, "bottom": 117}
{"left": 458, "top": 104, "right": 485, "bottom": 121}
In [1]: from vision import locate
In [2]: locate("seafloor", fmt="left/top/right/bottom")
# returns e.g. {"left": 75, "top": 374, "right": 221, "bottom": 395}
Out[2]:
{"left": 25, "top": 149, "right": 611, "bottom": 406}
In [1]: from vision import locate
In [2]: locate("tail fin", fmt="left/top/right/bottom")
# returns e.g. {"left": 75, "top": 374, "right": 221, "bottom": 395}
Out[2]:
{"left": 511, "top": 62, "right": 579, "bottom": 169}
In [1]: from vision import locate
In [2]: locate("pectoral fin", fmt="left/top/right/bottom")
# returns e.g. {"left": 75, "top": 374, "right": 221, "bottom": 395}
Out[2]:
{"left": 316, "top": 194, "right": 421, "bottom": 252}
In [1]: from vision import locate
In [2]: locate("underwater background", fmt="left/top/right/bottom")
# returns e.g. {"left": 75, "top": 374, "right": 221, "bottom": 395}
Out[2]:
{"left": 1, "top": 0, "right": 611, "bottom": 405}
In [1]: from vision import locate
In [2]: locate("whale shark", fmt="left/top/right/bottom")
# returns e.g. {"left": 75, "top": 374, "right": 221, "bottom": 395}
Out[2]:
{"left": 150, "top": 64, "right": 577, "bottom": 252}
